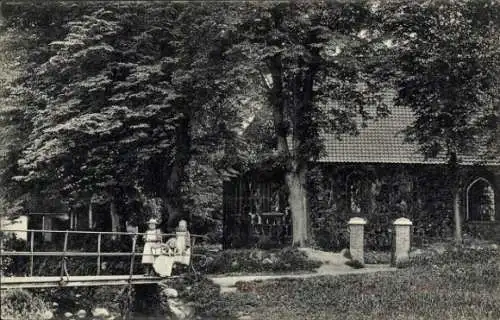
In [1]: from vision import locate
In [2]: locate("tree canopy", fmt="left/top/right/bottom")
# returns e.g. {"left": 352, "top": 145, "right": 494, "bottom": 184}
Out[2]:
{"left": 220, "top": 0, "right": 391, "bottom": 245}
{"left": 380, "top": 0, "right": 500, "bottom": 161}
{"left": 378, "top": 0, "right": 500, "bottom": 242}
{"left": 1, "top": 2, "right": 243, "bottom": 229}
{"left": 0, "top": 0, "right": 498, "bottom": 244}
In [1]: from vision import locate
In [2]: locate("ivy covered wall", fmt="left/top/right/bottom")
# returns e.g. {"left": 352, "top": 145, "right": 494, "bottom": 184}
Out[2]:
{"left": 223, "top": 163, "right": 499, "bottom": 250}
{"left": 307, "top": 164, "right": 460, "bottom": 251}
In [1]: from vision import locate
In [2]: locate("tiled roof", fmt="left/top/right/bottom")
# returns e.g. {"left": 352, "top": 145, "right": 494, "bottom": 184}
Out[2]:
{"left": 318, "top": 104, "right": 499, "bottom": 166}
{"left": 244, "top": 89, "right": 498, "bottom": 166}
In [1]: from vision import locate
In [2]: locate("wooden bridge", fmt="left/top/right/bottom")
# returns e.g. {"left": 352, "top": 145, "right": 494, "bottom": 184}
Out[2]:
{"left": 0, "top": 228, "right": 206, "bottom": 289}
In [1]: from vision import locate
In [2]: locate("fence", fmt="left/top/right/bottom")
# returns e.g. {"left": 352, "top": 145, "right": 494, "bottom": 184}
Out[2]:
{"left": 0, "top": 229, "right": 207, "bottom": 279}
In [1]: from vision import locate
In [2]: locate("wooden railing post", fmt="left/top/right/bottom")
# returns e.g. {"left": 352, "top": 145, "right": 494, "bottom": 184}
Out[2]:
{"left": 60, "top": 231, "right": 69, "bottom": 278}
{"left": 30, "top": 231, "right": 34, "bottom": 276}
{"left": 129, "top": 235, "right": 137, "bottom": 279}
{"left": 97, "top": 232, "right": 102, "bottom": 275}
{"left": 0, "top": 232, "right": 3, "bottom": 277}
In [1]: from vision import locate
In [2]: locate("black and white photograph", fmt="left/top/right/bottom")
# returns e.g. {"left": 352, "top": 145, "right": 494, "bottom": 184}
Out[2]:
{"left": 0, "top": 0, "right": 499, "bottom": 319}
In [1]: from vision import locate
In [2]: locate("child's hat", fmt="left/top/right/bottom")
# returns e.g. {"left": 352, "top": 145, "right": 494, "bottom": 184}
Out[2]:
{"left": 147, "top": 218, "right": 158, "bottom": 224}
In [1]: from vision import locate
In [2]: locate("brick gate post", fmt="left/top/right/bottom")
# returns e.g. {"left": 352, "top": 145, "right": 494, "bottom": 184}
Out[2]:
{"left": 348, "top": 217, "right": 367, "bottom": 265}
{"left": 392, "top": 217, "right": 412, "bottom": 267}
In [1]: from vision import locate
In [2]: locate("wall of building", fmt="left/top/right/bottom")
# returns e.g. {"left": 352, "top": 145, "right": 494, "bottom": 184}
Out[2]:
{"left": 308, "top": 163, "right": 500, "bottom": 251}
{"left": 307, "top": 164, "right": 456, "bottom": 251}
{"left": 223, "top": 170, "right": 289, "bottom": 249}
{"left": 223, "top": 164, "right": 499, "bottom": 250}
{"left": 462, "top": 165, "right": 500, "bottom": 241}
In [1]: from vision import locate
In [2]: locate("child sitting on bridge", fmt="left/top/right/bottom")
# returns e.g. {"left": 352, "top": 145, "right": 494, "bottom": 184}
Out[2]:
{"left": 142, "top": 218, "right": 161, "bottom": 276}
{"left": 151, "top": 220, "right": 191, "bottom": 277}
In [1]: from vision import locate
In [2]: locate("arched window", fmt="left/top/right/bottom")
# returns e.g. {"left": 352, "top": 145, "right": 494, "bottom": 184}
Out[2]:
{"left": 466, "top": 178, "right": 496, "bottom": 222}
{"left": 346, "top": 170, "right": 377, "bottom": 215}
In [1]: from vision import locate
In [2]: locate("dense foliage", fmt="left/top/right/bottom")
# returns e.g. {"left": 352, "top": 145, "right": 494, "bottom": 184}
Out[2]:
{"left": 379, "top": 0, "right": 500, "bottom": 161}
{"left": 0, "top": 289, "right": 53, "bottom": 320}
{"left": 0, "top": 0, "right": 498, "bottom": 244}
{"left": 0, "top": 2, "right": 242, "bottom": 230}
{"left": 378, "top": 0, "right": 500, "bottom": 241}
{"left": 307, "top": 164, "right": 458, "bottom": 251}
{"left": 222, "top": 0, "right": 391, "bottom": 245}
{"left": 192, "top": 247, "right": 321, "bottom": 275}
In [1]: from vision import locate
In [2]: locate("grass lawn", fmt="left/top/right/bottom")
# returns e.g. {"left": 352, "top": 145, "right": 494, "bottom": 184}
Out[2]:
{"left": 197, "top": 247, "right": 500, "bottom": 319}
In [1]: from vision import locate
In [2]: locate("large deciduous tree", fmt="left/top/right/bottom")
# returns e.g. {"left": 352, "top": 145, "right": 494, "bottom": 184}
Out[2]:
{"left": 380, "top": 0, "right": 500, "bottom": 243}
{"left": 156, "top": 3, "right": 242, "bottom": 229}
{"left": 0, "top": 1, "right": 94, "bottom": 215}
{"left": 224, "top": 1, "right": 389, "bottom": 246}
{"left": 0, "top": 25, "right": 26, "bottom": 216}
{"left": 2, "top": 2, "right": 242, "bottom": 231}
{"left": 10, "top": 7, "right": 181, "bottom": 230}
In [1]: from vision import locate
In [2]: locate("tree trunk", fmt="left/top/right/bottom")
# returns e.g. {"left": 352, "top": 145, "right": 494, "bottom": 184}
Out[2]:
{"left": 266, "top": 53, "right": 319, "bottom": 247}
{"left": 164, "top": 162, "right": 184, "bottom": 230}
{"left": 286, "top": 168, "right": 308, "bottom": 246}
{"left": 0, "top": 1, "right": 5, "bottom": 27}
{"left": 448, "top": 152, "right": 462, "bottom": 244}
{"left": 162, "top": 114, "right": 191, "bottom": 231}
{"left": 88, "top": 199, "right": 93, "bottom": 230}
{"left": 453, "top": 188, "right": 462, "bottom": 244}
{"left": 110, "top": 199, "right": 120, "bottom": 240}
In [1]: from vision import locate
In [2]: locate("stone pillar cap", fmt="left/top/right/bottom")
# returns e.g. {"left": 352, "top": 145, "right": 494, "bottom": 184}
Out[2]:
{"left": 393, "top": 217, "right": 412, "bottom": 226}
{"left": 348, "top": 217, "right": 367, "bottom": 225}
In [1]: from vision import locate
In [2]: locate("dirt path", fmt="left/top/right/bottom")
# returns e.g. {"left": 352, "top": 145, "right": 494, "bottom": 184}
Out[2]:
{"left": 209, "top": 248, "right": 397, "bottom": 293}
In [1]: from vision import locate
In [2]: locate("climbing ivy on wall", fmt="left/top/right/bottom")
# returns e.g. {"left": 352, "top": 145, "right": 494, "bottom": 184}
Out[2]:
{"left": 307, "top": 164, "right": 456, "bottom": 251}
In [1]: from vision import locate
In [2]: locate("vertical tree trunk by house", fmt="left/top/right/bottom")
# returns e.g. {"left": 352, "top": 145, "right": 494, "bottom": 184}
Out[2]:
{"left": 286, "top": 168, "right": 309, "bottom": 246}
{"left": 269, "top": 69, "right": 311, "bottom": 246}
{"left": 449, "top": 153, "right": 462, "bottom": 244}
{"left": 267, "top": 50, "right": 319, "bottom": 247}
{"left": 453, "top": 188, "right": 462, "bottom": 244}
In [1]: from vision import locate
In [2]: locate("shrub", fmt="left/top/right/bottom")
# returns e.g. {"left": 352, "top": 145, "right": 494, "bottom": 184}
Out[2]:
{"left": 28, "top": 286, "right": 132, "bottom": 318}
{"left": 1, "top": 235, "right": 29, "bottom": 276}
{"left": 364, "top": 250, "right": 391, "bottom": 264}
{"left": 192, "top": 247, "right": 321, "bottom": 275}
{"left": 185, "top": 278, "right": 258, "bottom": 319}
{"left": 186, "top": 278, "right": 221, "bottom": 309}
{"left": 411, "top": 244, "right": 499, "bottom": 267}
{"left": 0, "top": 255, "right": 14, "bottom": 276}
{"left": 1, "top": 289, "right": 52, "bottom": 320}
{"left": 345, "top": 259, "right": 364, "bottom": 269}
{"left": 395, "top": 260, "right": 410, "bottom": 269}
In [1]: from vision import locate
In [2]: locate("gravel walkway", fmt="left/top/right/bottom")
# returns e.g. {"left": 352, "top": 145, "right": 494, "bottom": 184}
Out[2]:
{"left": 209, "top": 248, "right": 397, "bottom": 293}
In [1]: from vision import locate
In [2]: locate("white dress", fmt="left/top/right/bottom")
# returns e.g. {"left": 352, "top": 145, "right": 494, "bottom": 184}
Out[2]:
{"left": 142, "top": 229, "right": 161, "bottom": 264}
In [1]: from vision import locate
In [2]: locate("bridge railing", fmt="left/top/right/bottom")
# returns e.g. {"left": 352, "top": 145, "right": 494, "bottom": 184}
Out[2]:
{"left": 0, "top": 229, "right": 207, "bottom": 278}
